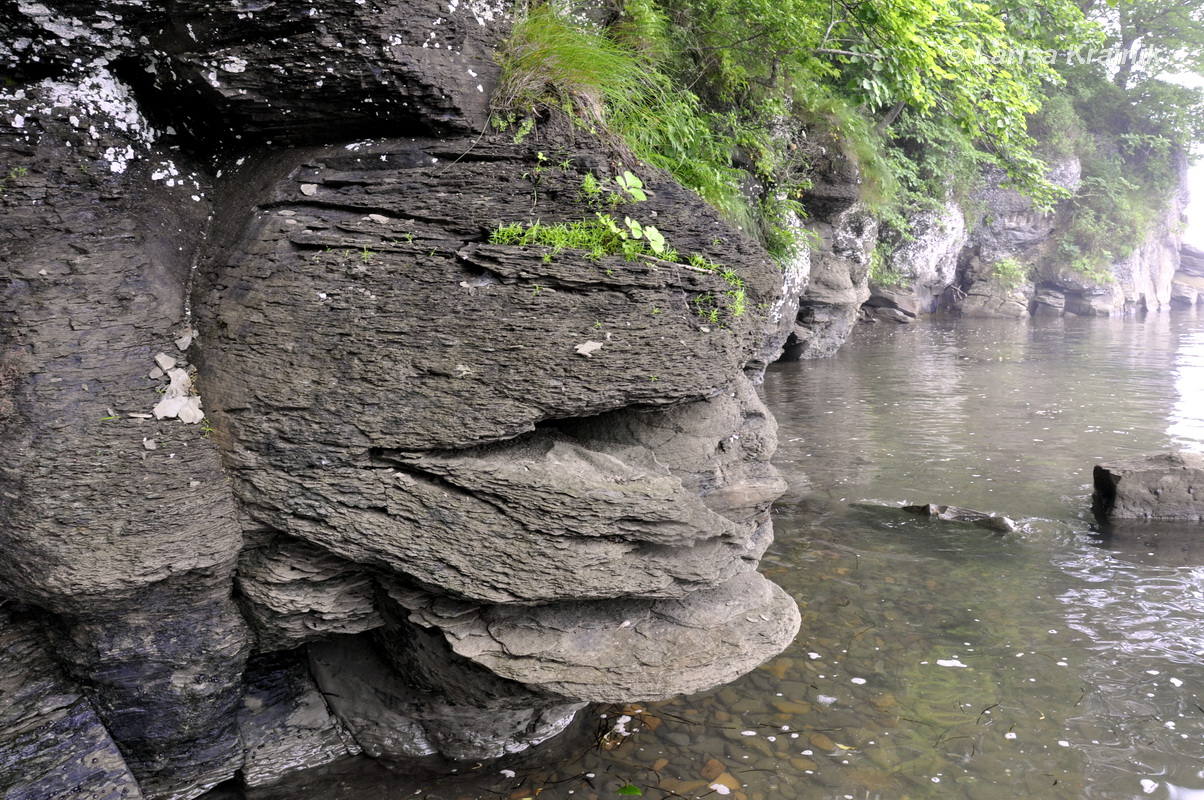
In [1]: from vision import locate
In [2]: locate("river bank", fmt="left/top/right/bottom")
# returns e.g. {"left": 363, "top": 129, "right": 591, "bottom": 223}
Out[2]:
{"left": 212, "top": 309, "right": 1204, "bottom": 800}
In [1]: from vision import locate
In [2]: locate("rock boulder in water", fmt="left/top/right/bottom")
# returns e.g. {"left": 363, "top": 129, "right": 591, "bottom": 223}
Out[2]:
{"left": 1093, "top": 452, "right": 1204, "bottom": 521}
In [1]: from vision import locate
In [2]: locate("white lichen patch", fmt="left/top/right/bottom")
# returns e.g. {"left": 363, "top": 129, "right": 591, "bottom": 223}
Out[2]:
{"left": 17, "top": 1, "right": 135, "bottom": 50}
{"left": 3, "top": 64, "right": 158, "bottom": 171}
{"left": 152, "top": 359, "right": 204, "bottom": 424}
{"left": 449, "top": 0, "right": 507, "bottom": 25}
{"left": 103, "top": 144, "right": 136, "bottom": 174}
{"left": 220, "top": 55, "right": 249, "bottom": 73}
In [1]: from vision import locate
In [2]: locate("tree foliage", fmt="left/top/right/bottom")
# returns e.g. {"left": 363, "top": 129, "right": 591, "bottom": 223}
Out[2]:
{"left": 652, "top": 0, "right": 1101, "bottom": 206}
{"left": 491, "top": 0, "right": 1199, "bottom": 273}
{"left": 1034, "top": 0, "right": 1204, "bottom": 280}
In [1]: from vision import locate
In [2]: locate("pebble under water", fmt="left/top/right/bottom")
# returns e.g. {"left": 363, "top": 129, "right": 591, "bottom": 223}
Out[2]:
{"left": 247, "top": 311, "right": 1204, "bottom": 800}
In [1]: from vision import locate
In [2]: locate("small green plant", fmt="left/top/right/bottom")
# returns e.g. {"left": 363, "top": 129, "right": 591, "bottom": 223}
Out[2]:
{"left": 869, "top": 244, "right": 908, "bottom": 288}
{"left": 580, "top": 172, "right": 605, "bottom": 203}
{"left": 622, "top": 217, "right": 665, "bottom": 254}
{"left": 614, "top": 170, "right": 647, "bottom": 202}
{"left": 727, "top": 288, "right": 747, "bottom": 317}
{"left": 361, "top": 245, "right": 373, "bottom": 264}
{"left": 490, "top": 213, "right": 746, "bottom": 322}
{"left": 200, "top": 417, "right": 215, "bottom": 437}
{"left": 500, "top": 115, "right": 535, "bottom": 144}
{"left": 991, "top": 256, "right": 1028, "bottom": 289}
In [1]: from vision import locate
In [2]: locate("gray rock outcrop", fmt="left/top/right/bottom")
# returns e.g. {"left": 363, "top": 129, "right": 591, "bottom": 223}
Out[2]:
{"left": 0, "top": 608, "right": 144, "bottom": 800}
{"left": 868, "top": 148, "right": 1189, "bottom": 323}
{"left": 1093, "top": 453, "right": 1204, "bottom": 522}
{"left": 939, "top": 159, "right": 1080, "bottom": 319}
{"left": 871, "top": 199, "right": 967, "bottom": 318}
{"left": 1181, "top": 244, "right": 1204, "bottom": 277}
{"left": 784, "top": 125, "right": 876, "bottom": 358}
{"left": 0, "top": 1, "right": 801, "bottom": 796}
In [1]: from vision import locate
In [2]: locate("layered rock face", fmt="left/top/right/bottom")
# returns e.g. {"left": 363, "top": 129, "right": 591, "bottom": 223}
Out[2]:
{"left": 783, "top": 125, "right": 876, "bottom": 359}
{"left": 0, "top": 2, "right": 799, "bottom": 798}
{"left": 1172, "top": 244, "right": 1204, "bottom": 307}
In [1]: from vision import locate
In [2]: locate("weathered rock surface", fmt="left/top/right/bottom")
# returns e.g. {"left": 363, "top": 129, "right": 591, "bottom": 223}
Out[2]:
{"left": 1181, "top": 244, "right": 1204, "bottom": 277}
{"left": 1, "top": 27, "right": 251, "bottom": 796}
{"left": 236, "top": 651, "right": 361, "bottom": 786}
{"left": 947, "top": 255, "right": 1034, "bottom": 319}
{"left": 236, "top": 536, "right": 383, "bottom": 651}
{"left": 391, "top": 571, "right": 801, "bottom": 702}
{"left": 783, "top": 122, "right": 875, "bottom": 358}
{"left": 874, "top": 199, "right": 967, "bottom": 316}
{"left": 1171, "top": 272, "right": 1204, "bottom": 306}
{"left": 309, "top": 633, "right": 585, "bottom": 761}
{"left": 938, "top": 161, "right": 1079, "bottom": 319}
{"left": 0, "top": 608, "right": 143, "bottom": 800}
{"left": 1093, "top": 452, "right": 1204, "bottom": 522}
{"left": 193, "top": 133, "right": 784, "bottom": 604}
{"left": 1, "top": 1, "right": 800, "bottom": 795}
{"left": 938, "top": 154, "right": 1189, "bottom": 318}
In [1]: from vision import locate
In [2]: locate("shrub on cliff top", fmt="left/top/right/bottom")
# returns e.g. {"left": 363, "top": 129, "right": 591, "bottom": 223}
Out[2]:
{"left": 491, "top": 3, "right": 802, "bottom": 261}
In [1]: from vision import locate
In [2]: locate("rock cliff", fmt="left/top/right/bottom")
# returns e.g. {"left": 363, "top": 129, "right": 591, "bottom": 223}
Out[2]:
{"left": 781, "top": 120, "right": 876, "bottom": 359}
{"left": 0, "top": 2, "right": 799, "bottom": 797}
{"left": 869, "top": 154, "right": 1192, "bottom": 322}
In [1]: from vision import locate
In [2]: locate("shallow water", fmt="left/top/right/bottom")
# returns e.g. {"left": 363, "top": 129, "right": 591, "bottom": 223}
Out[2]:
{"left": 248, "top": 310, "right": 1204, "bottom": 800}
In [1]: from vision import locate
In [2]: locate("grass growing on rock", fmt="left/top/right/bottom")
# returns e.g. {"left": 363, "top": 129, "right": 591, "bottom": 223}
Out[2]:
{"left": 488, "top": 212, "right": 748, "bottom": 319}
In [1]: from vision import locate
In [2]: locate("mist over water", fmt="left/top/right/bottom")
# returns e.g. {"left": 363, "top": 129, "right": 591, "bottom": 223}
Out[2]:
{"left": 1186, "top": 162, "right": 1204, "bottom": 249}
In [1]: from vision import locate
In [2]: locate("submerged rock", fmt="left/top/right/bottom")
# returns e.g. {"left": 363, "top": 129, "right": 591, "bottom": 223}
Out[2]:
{"left": 1093, "top": 452, "right": 1204, "bottom": 522}
{"left": 853, "top": 502, "right": 1016, "bottom": 534}
{"left": 901, "top": 503, "right": 1017, "bottom": 534}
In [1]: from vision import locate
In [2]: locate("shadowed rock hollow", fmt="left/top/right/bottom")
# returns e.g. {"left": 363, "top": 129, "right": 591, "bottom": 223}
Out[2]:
{"left": 0, "top": 1, "right": 800, "bottom": 797}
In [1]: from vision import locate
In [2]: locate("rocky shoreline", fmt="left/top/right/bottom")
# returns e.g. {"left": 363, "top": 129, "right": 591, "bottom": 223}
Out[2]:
{"left": 1, "top": 1, "right": 1198, "bottom": 797}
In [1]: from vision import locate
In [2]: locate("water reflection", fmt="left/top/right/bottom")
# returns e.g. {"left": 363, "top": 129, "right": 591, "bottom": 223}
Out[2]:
{"left": 1170, "top": 320, "right": 1204, "bottom": 449}
{"left": 764, "top": 313, "right": 1204, "bottom": 800}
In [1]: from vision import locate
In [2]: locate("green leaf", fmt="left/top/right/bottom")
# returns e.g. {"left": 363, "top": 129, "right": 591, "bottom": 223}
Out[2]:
{"left": 616, "top": 171, "right": 647, "bottom": 202}
{"left": 643, "top": 225, "right": 666, "bottom": 254}
{"left": 617, "top": 785, "right": 643, "bottom": 796}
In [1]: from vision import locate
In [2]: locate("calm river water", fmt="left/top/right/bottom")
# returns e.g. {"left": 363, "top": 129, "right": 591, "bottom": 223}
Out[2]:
{"left": 246, "top": 310, "right": 1204, "bottom": 800}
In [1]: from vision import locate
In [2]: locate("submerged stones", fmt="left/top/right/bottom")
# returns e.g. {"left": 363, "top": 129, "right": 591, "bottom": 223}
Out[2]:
{"left": 901, "top": 503, "right": 1017, "bottom": 535}
{"left": 853, "top": 502, "right": 1018, "bottom": 534}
